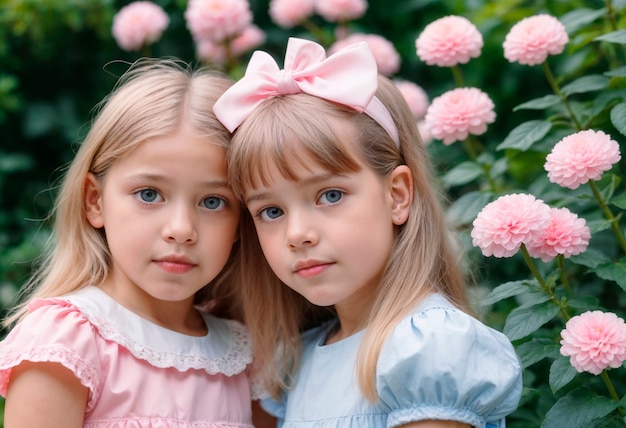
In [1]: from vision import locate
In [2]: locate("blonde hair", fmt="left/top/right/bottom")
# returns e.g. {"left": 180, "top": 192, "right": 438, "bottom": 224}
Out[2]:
{"left": 228, "top": 75, "right": 471, "bottom": 401}
{"left": 4, "top": 58, "right": 239, "bottom": 327}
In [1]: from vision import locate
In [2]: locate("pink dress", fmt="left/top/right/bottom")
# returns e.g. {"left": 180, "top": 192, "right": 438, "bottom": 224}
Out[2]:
{"left": 0, "top": 286, "right": 255, "bottom": 427}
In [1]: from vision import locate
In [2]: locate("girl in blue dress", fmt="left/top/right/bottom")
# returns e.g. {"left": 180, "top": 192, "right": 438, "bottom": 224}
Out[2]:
{"left": 213, "top": 37, "right": 523, "bottom": 428}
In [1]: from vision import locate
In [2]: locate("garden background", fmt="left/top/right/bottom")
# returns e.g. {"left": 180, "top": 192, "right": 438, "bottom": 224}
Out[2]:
{"left": 1, "top": 0, "right": 626, "bottom": 426}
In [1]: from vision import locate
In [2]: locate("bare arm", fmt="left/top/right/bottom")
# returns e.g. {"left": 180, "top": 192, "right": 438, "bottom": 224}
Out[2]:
{"left": 4, "top": 361, "right": 89, "bottom": 428}
{"left": 399, "top": 421, "right": 471, "bottom": 428}
{"left": 251, "top": 400, "right": 277, "bottom": 428}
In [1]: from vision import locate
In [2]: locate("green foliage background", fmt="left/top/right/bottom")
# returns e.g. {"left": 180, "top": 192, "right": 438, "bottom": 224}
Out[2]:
{"left": 1, "top": 0, "right": 626, "bottom": 426}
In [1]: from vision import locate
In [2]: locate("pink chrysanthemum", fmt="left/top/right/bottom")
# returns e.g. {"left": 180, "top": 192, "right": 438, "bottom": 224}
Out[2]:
{"left": 560, "top": 311, "right": 626, "bottom": 375}
{"left": 394, "top": 80, "right": 429, "bottom": 120}
{"left": 329, "top": 33, "right": 400, "bottom": 76}
{"left": 545, "top": 130, "right": 621, "bottom": 190}
{"left": 196, "top": 25, "right": 265, "bottom": 64}
{"left": 415, "top": 15, "right": 483, "bottom": 67}
{"left": 526, "top": 208, "right": 591, "bottom": 262}
{"left": 269, "top": 0, "right": 315, "bottom": 28}
{"left": 424, "top": 87, "right": 495, "bottom": 145}
{"left": 471, "top": 193, "right": 552, "bottom": 258}
{"left": 316, "top": 0, "right": 367, "bottom": 22}
{"left": 503, "top": 14, "right": 569, "bottom": 66}
{"left": 185, "top": 0, "right": 252, "bottom": 43}
{"left": 112, "top": 1, "right": 169, "bottom": 51}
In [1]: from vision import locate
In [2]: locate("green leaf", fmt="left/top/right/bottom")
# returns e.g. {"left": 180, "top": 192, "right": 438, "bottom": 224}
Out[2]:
{"left": 542, "top": 387, "right": 620, "bottom": 428}
{"left": 504, "top": 299, "right": 560, "bottom": 341}
{"left": 513, "top": 95, "right": 561, "bottom": 111}
{"left": 610, "top": 103, "right": 626, "bottom": 137}
{"left": 515, "top": 338, "right": 560, "bottom": 368}
{"left": 441, "top": 161, "right": 483, "bottom": 188}
{"left": 569, "top": 248, "right": 611, "bottom": 269}
{"left": 594, "top": 29, "right": 626, "bottom": 44}
{"left": 561, "top": 75, "right": 610, "bottom": 96}
{"left": 593, "top": 258, "right": 626, "bottom": 292}
{"left": 605, "top": 66, "right": 626, "bottom": 77}
{"left": 610, "top": 192, "right": 626, "bottom": 209}
{"left": 497, "top": 120, "right": 552, "bottom": 151}
{"left": 560, "top": 8, "right": 607, "bottom": 33}
{"left": 481, "top": 280, "right": 536, "bottom": 305}
{"left": 446, "top": 191, "right": 492, "bottom": 227}
{"left": 585, "top": 218, "right": 614, "bottom": 234}
{"left": 549, "top": 356, "right": 578, "bottom": 393}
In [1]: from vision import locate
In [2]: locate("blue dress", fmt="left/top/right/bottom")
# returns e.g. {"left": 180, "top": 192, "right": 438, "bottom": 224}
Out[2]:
{"left": 262, "top": 293, "right": 522, "bottom": 428}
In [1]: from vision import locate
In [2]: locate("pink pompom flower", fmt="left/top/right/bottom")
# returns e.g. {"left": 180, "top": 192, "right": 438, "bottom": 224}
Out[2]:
{"left": 112, "top": 1, "right": 169, "bottom": 52}
{"left": 394, "top": 80, "right": 429, "bottom": 120}
{"left": 196, "top": 25, "right": 265, "bottom": 64}
{"left": 316, "top": 0, "right": 367, "bottom": 22}
{"left": 526, "top": 207, "right": 591, "bottom": 262}
{"left": 471, "top": 193, "right": 552, "bottom": 258}
{"left": 545, "top": 130, "right": 621, "bottom": 190}
{"left": 415, "top": 15, "right": 483, "bottom": 67}
{"left": 503, "top": 14, "right": 569, "bottom": 66}
{"left": 269, "top": 0, "right": 315, "bottom": 28}
{"left": 424, "top": 87, "right": 495, "bottom": 145}
{"left": 329, "top": 33, "right": 400, "bottom": 76}
{"left": 185, "top": 0, "right": 252, "bottom": 43}
{"left": 560, "top": 311, "right": 626, "bottom": 375}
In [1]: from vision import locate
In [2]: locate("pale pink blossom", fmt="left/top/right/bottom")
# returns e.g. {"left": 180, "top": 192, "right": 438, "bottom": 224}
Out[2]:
{"left": 269, "top": 0, "right": 315, "bottom": 28}
{"left": 545, "top": 130, "right": 621, "bottom": 190}
{"left": 526, "top": 208, "right": 591, "bottom": 262}
{"left": 316, "top": 0, "right": 367, "bottom": 22}
{"left": 415, "top": 15, "right": 483, "bottom": 67}
{"left": 560, "top": 311, "right": 626, "bottom": 375}
{"left": 503, "top": 14, "right": 569, "bottom": 66}
{"left": 196, "top": 25, "right": 266, "bottom": 64}
{"left": 394, "top": 80, "right": 429, "bottom": 120}
{"left": 185, "top": 0, "right": 252, "bottom": 43}
{"left": 424, "top": 87, "right": 495, "bottom": 145}
{"left": 112, "top": 1, "right": 169, "bottom": 51}
{"left": 471, "top": 193, "right": 551, "bottom": 258}
{"left": 329, "top": 33, "right": 400, "bottom": 75}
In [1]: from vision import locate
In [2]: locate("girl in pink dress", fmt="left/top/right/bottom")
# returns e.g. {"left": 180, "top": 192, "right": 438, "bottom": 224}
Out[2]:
{"left": 0, "top": 59, "right": 269, "bottom": 427}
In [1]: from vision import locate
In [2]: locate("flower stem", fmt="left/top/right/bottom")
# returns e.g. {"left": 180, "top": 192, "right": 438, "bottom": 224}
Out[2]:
{"left": 600, "top": 371, "right": 625, "bottom": 417}
{"left": 541, "top": 61, "right": 582, "bottom": 130}
{"left": 556, "top": 255, "right": 572, "bottom": 296}
{"left": 588, "top": 179, "right": 626, "bottom": 253}
{"left": 451, "top": 65, "right": 464, "bottom": 87}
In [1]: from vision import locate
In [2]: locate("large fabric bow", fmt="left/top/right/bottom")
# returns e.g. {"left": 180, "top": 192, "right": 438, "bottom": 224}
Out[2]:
{"left": 213, "top": 37, "right": 398, "bottom": 145}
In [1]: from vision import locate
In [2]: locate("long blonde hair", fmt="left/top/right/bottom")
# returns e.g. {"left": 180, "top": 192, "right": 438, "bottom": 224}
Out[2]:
{"left": 228, "top": 75, "right": 471, "bottom": 400}
{"left": 4, "top": 58, "right": 239, "bottom": 327}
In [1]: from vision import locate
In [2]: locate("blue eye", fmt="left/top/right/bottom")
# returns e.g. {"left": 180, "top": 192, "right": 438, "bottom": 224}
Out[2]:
{"left": 319, "top": 190, "right": 343, "bottom": 204}
{"left": 260, "top": 206, "right": 283, "bottom": 221}
{"left": 136, "top": 188, "right": 161, "bottom": 203}
{"left": 202, "top": 197, "right": 225, "bottom": 210}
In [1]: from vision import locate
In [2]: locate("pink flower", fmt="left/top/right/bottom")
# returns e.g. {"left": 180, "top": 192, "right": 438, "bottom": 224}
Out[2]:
{"left": 471, "top": 193, "right": 551, "bottom": 258}
{"left": 545, "top": 130, "right": 621, "bottom": 190}
{"left": 112, "top": 1, "right": 169, "bottom": 51}
{"left": 316, "top": 0, "right": 367, "bottom": 22}
{"left": 560, "top": 311, "right": 626, "bottom": 375}
{"left": 269, "top": 0, "right": 315, "bottom": 28}
{"left": 394, "top": 80, "right": 429, "bottom": 120}
{"left": 415, "top": 15, "right": 483, "bottom": 67}
{"left": 526, "top": 208, "right": 591, "bottom": 262}
{"left": 329, "top": 33, "right": 400, "bottom": 75}
{"left": 503, "top": 14, "right": 569, "bottom": 66}
{"left": 424, "top": 87, "right": 495, "bottom": 145}
{"left": 185, "top": 0, "right": 252, "bottom": 43}
{"left": 196, "top": 25, "right": 266, "bottom": 64}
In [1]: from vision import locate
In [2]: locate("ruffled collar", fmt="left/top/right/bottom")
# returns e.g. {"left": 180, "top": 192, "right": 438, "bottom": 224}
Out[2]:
{"left": 60, "top": 287, "right": 251, "bottom": 376}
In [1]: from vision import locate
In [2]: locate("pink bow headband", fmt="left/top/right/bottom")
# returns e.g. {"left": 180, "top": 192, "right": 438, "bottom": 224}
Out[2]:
{"left": 213, "top": 37, "right": 400, "bottom": 147}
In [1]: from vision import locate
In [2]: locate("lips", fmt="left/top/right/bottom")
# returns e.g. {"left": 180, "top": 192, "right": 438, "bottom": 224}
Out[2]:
{"left": 294, "top": 259, "right": 334, "bottom": 278}
{"left": 154, "top": 255, "right": 196, "bottom": 274}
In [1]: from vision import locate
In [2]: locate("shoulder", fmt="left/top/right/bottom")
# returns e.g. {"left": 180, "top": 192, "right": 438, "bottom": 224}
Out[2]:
{"left": 376, "top": 293, "right": 523, "bottom": 427}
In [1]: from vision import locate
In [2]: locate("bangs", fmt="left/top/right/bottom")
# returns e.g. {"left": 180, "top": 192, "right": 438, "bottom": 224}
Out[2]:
{"left": 228, "top": 94, "right": 362, "bottom": 196}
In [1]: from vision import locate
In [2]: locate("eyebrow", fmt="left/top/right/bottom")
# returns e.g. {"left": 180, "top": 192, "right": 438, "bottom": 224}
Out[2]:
{"left": 126, "top": 174, "right": 231, "bottom": 189}
{"left": 245, "top": 172, "right": 344, "bottom": 204}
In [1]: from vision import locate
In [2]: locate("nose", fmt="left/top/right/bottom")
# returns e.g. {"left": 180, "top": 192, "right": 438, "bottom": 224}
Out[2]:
{"left": 286, "top": 211, "right": 319, "bottom": 249}
{"left": 163, "top": 203, "right": 198, "bottom": 244}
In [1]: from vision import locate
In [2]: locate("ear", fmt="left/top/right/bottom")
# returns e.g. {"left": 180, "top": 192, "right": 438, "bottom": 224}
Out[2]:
{"left": 84, "top": 173, "right": 104, "bottom": 229}
{"left": 389, "top": 165, "right": 413, "bottom": 226}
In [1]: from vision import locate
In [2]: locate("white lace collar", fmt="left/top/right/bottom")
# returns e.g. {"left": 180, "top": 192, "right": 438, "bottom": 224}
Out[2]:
{"left": 62, "top": 287, "right": 251, "bottom": 376}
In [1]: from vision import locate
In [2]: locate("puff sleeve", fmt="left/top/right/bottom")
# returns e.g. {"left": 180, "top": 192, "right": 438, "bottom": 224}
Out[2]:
{"left": 0, "top": 298, "right": 102, "bottom": 410}
{"left": 376, "top": 296, "right": 522, "bottom": 428}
